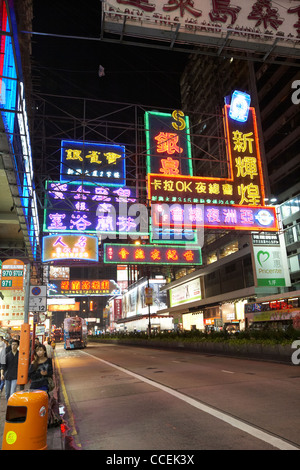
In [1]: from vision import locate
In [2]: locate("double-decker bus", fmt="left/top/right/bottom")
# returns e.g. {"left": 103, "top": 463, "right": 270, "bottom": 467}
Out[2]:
{"left": 63, "top": 316, "right": 88, "bottom": 350}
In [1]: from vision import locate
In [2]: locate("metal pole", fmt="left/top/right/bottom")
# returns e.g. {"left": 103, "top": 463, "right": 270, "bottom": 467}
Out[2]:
{"left": 23, "top": 263, "right": 31, "bottom": 323}
{"left": 148, "top": 275, "right": 151, "bottom": 338}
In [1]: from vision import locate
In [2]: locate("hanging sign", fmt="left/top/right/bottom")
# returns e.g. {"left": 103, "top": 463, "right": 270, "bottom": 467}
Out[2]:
{"left": 60, "top": 140, "right": 126, "bottom": 186}
{"left": 42, "top": 234, "right": 98, "bottom": 262}
{"left": 0, "top": 259, "right": 24, "bottom": 290}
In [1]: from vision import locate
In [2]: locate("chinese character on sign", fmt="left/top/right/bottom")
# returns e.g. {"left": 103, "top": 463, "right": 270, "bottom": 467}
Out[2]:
{"left": 232, "top": 131, "right": 254, "bottom": 153}
{"left": 86, "top": 151, "right": 102, "bottom": 164}
{"left": 70, "top": 214, "right": 92, "bottom": 231}
{"left": 134, "top": 249, "right": 145, "bottom": 260}
{"left": 238, "top": 183, "right": 260, "bottom": 205}
{"left": 160, "top": 157, "right": 180, "bottom": 175}
{"left": 235, "top": 157, "right": 258, "bottom": 179}
{"left": 151, "top": 249, "right": 161, "bottom": 261}
{"left": 247, "top": 0, "right": 283, "bottom": 30}
{"left": 104, "top": 152, "right": 121, "bottom": 164}
{"left": 65, "top": 148, "right": 83, "bottom": 161}
{"left": 166, "top": 249, "right": 179, "bottom": 261}
{"left": 155, "top": 133, "right": 183, "bottom": 155}
{"left": 119, "top": 248, "right": 129, "bottom": 260}
{"left": 287, "top": 5, "right": 300, "bottom": 38}
{"left": 162, "top": 0, "right": 202, "bottom": 18}
{"left": 49, "top": 213, "right": 67, "bottom": 230}
{"left": 209, "top": 0, "right": 241, "bottom": 25}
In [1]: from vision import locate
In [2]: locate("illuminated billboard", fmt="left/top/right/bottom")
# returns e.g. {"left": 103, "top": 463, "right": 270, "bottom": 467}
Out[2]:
{"left": 48, "top": 279, "right": 121, "bottom": 296}
{"left": 60, "top": 140, "right": 126, "bottom": 186}
{"left": 152, "top": 203, "right": 278, "bottom": 232}
{"left": 43, "top": 181, "right": 148, "bottom": 236}
{"left": 42, "top": 234, "right": 98, "bottom": 262}
{"left": 148, "top": 104, "right": 266, "bottom": 206}
{"left": 145, "top": 110, "right": 193, "bottom": 176}
{"left": 104, "top": 243, "right": 202, "bottom": 265}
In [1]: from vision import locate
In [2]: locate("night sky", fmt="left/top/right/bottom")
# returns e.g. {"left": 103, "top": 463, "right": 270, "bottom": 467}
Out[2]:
{"left": 31, "top": 0, "right": 189, "bottom": 108}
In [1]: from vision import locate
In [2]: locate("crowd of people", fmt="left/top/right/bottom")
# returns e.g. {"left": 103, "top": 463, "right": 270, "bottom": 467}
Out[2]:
{"left": 0, "top": 335, "right": 55, "bottom": 401}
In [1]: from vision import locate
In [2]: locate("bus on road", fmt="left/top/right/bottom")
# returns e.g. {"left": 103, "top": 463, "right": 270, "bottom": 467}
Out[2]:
{"left": 64, "top": 316, "right": 88, "bottom": 350}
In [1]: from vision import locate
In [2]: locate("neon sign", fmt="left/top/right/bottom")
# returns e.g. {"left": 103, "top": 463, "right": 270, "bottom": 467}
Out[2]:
{"left": 229, "top": 90, "right": 251, "bottom": 122}
{"left": 152, "top": 203, "right": 278, "bottom": 232}
{"left": 104, "top": 243, "right": 202, "bottom": 265}
{"left": 48, "top": 279, "right": 121, "bottom": 296}
{"left": 42, "top": 234, "right": 98, "bottom": 262}
{"left": 43, "top": 181, "right": 148, "bottom": 235}
{"left": 148, "top": 105, "right": 266, "bottom": 208}
{"left": 145, "top": 110, "right": 193, "bottom": 176}
{"left": 60, "top": 140, "right": 126, "bottom": 186}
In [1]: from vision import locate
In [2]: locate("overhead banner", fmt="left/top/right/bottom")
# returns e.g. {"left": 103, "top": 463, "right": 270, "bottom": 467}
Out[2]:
{"left": 60, "top": 140, "right": 126, "bottom": 186}
{"left": 42, "top": 234, "right": 99, "bottom": 262}
{"left": 104, "top": 243, "right": 202, "bottom": 265}
{"left": 102, "top": 0, "right": 300, "bottom": 58}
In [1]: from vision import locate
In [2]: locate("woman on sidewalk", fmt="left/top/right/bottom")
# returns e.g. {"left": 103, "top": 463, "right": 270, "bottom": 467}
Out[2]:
{"left": 28, "top": 344, "right": 53, "bottom": 393}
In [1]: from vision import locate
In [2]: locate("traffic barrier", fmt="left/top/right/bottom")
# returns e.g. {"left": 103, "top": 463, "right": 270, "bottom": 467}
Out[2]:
{"left": 1, "top": 390, "right": 48, "bottom": 450}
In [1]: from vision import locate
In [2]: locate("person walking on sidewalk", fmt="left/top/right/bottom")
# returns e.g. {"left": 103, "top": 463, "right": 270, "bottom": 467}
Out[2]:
{"left": 3, "top": 339, "right": 19, "bottom": 400}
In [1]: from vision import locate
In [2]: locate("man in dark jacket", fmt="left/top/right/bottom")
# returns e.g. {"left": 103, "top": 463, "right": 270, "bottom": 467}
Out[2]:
{"left": 4, "top": 339, "right": 19, "bottom": 400}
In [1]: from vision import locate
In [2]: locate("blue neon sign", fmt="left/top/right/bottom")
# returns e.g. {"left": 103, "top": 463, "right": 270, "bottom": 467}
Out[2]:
{"left": 229, "top": 90, "right": 251, "bottom": 122}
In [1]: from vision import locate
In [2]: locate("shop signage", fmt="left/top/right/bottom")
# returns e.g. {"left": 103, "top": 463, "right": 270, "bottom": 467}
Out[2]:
{"left": 43, "top": 181, "right": 147, "bottom": 236}
{"left": 0, "top": 291, "right": 24, "bottom": 321}
{"left": 251, "top": 232, "right": 290, "bottom": 287}
{"left": 0, "top": 259, "right": 24, "bottom": 290}
{"left": 104, "top": 243, "right": 202, "bottom": 265}
{"left": 42, "top": 234, "right": 98, "bottom": 262}
{"left": 47, "top": 302, "right": 80, "bottom": 312}
{"left": 145, "top": 110, "right": 193, "bottom": 176}
{"left": 48, "top": 279, "right": 121, "bottom": 296}
{"left": 252, "top": 245, "right": 290, "bottom": 287}
{"left": 60, "top": 140, "right": 126, "bottom": 186}
{"left": 152, "top": 203, "right": 278, "bottom": 231}
{"left": 148, "top": 103, "right": 266, "bottom": 206}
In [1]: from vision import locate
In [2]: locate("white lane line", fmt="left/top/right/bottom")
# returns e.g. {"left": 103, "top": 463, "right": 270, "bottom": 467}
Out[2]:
{"left": 222, "top": 370, "right": 234, "bottom": 374}
{"left": 81, "top": 350, "right": 299, "bottom": 451}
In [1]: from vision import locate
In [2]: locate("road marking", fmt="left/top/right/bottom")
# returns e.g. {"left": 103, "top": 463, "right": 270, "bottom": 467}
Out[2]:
{"left": 81, "top": 350, "right": 299, "bottom": 451}
{"left": 222, "top": 370, "right": 234, "bottom": 374}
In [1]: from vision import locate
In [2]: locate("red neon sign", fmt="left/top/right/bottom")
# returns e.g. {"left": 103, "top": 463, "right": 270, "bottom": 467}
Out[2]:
{"left": 148, "top": 106, "right": 266, "bottom": 207}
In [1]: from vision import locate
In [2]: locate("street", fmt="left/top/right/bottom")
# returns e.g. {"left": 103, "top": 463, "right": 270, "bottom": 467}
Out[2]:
{"left": 55, "top": 342, "right": 300, "bottom": 451}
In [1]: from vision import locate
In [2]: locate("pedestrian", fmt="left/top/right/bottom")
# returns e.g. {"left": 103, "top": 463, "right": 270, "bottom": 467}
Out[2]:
{"left": 0, "top": 336, "right": 6, "bottom": 396}
{"left": 3, "top": 339, "right": 19, "bottom": 400}
{"left": 44, "top": 339, "right": 54, "bottom": 360}
{"left": 28, "top": 344, "right": 53, "bottom": 393}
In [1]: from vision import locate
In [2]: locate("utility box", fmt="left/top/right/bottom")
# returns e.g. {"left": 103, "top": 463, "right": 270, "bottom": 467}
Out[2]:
{"left": 2, "top": 391, "right": 48, "bottom": 450}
